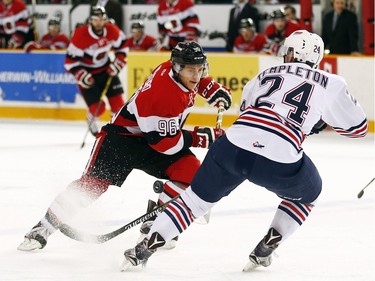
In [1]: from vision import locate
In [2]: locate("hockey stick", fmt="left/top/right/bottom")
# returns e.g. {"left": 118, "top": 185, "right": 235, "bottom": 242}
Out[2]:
{"left": 80, "top": 76, "right": 113, "bottom": 149}
{"left": 59, "top": 196, "right": 179, "bottom": 244}
{"left": 216, "top": 102, "right": 225, "bottom": 130}
{"left": 357, "top": 177, "right": 375, "bottom": 199}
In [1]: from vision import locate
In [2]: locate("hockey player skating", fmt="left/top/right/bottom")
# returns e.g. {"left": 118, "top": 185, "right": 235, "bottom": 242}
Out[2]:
{"left": 64, "top": 6, "right": 127, "bottom": 137}
{"left": 121, "top": 30, "right": 368, "bottom": 271}
{"left": 17, "top": 41, "right": 232, "bottom": 252}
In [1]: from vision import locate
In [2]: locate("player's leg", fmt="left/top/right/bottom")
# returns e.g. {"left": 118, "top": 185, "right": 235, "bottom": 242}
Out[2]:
{"left": 137, "top": 153, "right": 200, "bottom": 248}
{"left": 122, "top": 136, "right": 245, "bottom": 269}
{"left": 243, "top": 153, "right": 322, "bottom": 271}
{"left": 18, "top": 130, "right": 133, "bottom": 251}
{"left": 105, "top": 75, "right": 125, "bottom": 115}
{"left": 81, "top": 85, "right": 106, "bottom": 137}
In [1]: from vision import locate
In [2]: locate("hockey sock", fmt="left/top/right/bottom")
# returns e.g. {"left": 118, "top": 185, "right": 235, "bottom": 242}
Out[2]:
{"left": 269, "top": 200, "right": 313, "bottom": 244}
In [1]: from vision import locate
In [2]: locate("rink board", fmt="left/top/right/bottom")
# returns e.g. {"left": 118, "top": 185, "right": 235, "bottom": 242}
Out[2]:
{"left": 0, "top": 51, "right": 374, "bottom": 131}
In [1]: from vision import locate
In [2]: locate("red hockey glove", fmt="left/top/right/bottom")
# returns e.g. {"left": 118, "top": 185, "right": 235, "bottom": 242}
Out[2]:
{"left": 74, "top": 69, "right": 94, "bottom": 89}
{"left": 24, "top": 41, "right": 42, "bottom": 52}
{"left": 190, "top": 126, "right": 225, "bottom": 149}
{"left": 107, "top": 58, "right": 126, "bottom": 77}
{"left": 198, "top": 77, "right": 232, "bottom": 110}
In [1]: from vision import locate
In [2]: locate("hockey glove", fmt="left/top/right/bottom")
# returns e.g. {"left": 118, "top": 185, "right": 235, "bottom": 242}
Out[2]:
{"left": 190, "top": 126, "right": 225, "bottom": 149}
{"left": 24, "top": 41, "right": 42, "bottom": 52}
{"left": 198, "top": 77, "right": 232, "bottom": 110}
{"left": 309, "top": 119, "right": 328, "bottom": 135}
{"left": 107, "top": 58, "right": 126, "bottom": 77}
{"left": 74, "top": 69, "right": 94, "bottom": 89}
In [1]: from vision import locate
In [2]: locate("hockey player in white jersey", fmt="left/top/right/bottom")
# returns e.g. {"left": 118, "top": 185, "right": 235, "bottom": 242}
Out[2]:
{"left": 121, "top": 30, "right": 368, "bottom": 271}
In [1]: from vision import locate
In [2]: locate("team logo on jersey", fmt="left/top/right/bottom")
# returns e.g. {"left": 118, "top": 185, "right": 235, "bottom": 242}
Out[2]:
{"left": 253, "top": 141, "right": 265, "bottom": 149}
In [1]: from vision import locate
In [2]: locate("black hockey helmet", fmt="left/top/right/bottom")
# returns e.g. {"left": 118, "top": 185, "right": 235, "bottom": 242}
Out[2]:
{"left": 131, "top": 21, "right": 145, "bottom": 31}
{"left": 239, "top": 18, "right": 255, "bottom": 29}
{"left": 171, "top": 41, "right": 207, "bottom": 66}
{"left": 48, "top": 17, "right": 61, "bottom": 28}
{"left": 90, "top": 5, "right": 107, "bottom": 19}
{"left": 271, "top": 8, "right": 287, "bottom": 19}
{"left": 171, "top": 41, "right": 209, "bottom": 78}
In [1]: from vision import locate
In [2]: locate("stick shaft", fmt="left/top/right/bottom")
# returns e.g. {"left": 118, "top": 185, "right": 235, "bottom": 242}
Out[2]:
{"left": 80, "top": 76, "right": 113, "bottom": 148}
{"left": 59, "top": 196, "right": 179, "bottom": 243}
{"left": 216, "top": 103, "right": 225, "bottom": 129}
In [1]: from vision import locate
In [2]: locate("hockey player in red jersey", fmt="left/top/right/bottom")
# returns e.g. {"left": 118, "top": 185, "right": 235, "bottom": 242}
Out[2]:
{"left": 125, "top": 21, "right": 159, "bottom": 51}
{"left": 64, "top": 6, "right": 127, "bottom": 136}
{"left": 233, "top": 18, "right": 267, "bottom": 53}
{"left": 263, "top": 8, "right": 301, "bottom": 55}
{"left": 0, "top": 0, "right": 35, "bottom": 48}
{"left": 157, "top": 0, "right": 202, "bottom": 50}
{"left": 24, "top": 17, "right": 70, "bottom": 52}
{"left": 17, "top": 41, "right": 232, "bottom": 252}
{"left": 122, "top": 30, "right": 368, "bottom": 271}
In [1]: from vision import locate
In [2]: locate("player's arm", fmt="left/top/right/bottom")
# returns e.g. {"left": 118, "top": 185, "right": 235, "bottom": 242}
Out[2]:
{"left": 64, "top": 42, "right": 94, "bottom": 89}
{"left": 135, "top": 97, "right": 222, "bottom": 154}
{"left": 108, "top": 25, "right": 127, "bottom": 77}
{"left": 322, "top": 81, "right": 368, "bottom": 138}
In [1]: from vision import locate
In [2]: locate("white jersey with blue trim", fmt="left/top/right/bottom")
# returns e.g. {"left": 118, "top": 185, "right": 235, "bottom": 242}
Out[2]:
{"left": 226, "top": 62, "right": 368, "bottom": 164}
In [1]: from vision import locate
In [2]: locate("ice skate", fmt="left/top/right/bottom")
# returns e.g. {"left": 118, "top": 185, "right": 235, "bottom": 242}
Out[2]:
{"left": 243, "top": 227, "right": 282, "bottom": 271}
{"left": 138, "top": 219, "right": 179, "bottom": 249}
{"left": 137, "top": 199, "right": 179, "bottom": 249}
{"left": 17, "top": 222, "right": 52, "bottom": 251}
{"left": 121, "top": 232, "right": 165, "bottom": 271}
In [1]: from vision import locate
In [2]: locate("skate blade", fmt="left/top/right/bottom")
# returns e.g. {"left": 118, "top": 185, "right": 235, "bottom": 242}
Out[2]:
{"left": 17, "top": 238, "right": 42, "bottom": 251}
{"left": 120, "top": 259, "right": 133, "bottom": 272}
{"left": 242, "top": 260, "right": 260, "bottom": 272}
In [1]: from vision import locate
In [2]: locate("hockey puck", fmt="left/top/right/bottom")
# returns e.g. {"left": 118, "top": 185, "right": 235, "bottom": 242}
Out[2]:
{"left": 153, "top": 180, "right": 164, "bottom": 193}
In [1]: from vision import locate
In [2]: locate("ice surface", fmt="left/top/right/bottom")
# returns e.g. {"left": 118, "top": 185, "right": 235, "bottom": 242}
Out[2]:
{"left": 0, "top": 119, "right": 374, "bottom": 281}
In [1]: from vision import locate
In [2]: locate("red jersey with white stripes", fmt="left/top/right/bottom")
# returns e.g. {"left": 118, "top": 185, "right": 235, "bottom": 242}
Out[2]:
{"left": 64, "top": 23, "right": 127, "bottom": 75}
{"left": 124, "top": 34, "right": 158, "bottom": 51}
{"left": 111, "top": 61, "right": 197, "bottom": 155}
{"left": 157, "top": 0, "right": 201, "bottom": 48}
{"left": 39, "top": 33, "right": 70, "bottom": 50}
{"left": 233, "top": 33, "right": 268, "bottom": 53}
{"left": 0, "top": 0, "right": 32, "bottom": 45}
{"left": 226, "top": 62, "right": 368, "bottom": 163}
{"left": 265, "top": 21, "right": 300, "bottom": 42}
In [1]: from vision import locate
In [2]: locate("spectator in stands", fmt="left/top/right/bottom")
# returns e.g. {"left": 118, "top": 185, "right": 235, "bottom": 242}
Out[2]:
{"left": 24, "top": 17, "right": 70, "bottom": 52}
{"left": 0, "top": 0, "right": 35, "bottom": 49}
{"left": 322, "top": 0, "right": 360, "bottom": 55}
{"left": 157, "top": 0, "right": 201, "bottom": 50}
{"left": 226, "top": 0, "right": 260, "bottom": 52}
{"left": 90, "top": 0, "right": 123, "bottom": 30}
{"left": 284, "top": 5, "right": 299, "bottom": 24}
{"left": 233, "top": 18, "right": 267, "bottom": 53}
{"left": 125, "top": 21, "right": 159, "bottom": 51}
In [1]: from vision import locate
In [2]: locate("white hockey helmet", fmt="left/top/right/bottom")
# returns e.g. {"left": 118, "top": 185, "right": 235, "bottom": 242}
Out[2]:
{"left": 278, "top": 30, "right": 324, "bottom": 68}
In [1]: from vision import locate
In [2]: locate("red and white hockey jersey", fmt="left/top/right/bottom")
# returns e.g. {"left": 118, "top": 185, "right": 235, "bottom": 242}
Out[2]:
{"left": 124, "top": 34, "right": 158, "bottom": 51}
{"left": 226, "top": 62, "right": 368, "bottom": 163}
{"left": 0, "top": 0, "right": 32, "bottom": 47}
{"left": 111, "top": 61, "right": 197, "bottom": 155}
{"left": 39, "top": 33, "right": 70, "bottom": 50}
{"left": 64, "top": 23, "right": 127, "bottom": 75}
{"left": 157, "top": 0, "right": 201, "bottom": 48}
{"left": 264, "top": 21, "right": 301, "bottom": 43}
{"left": 233, "top": 33, "right": 268, "bottom": 53}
